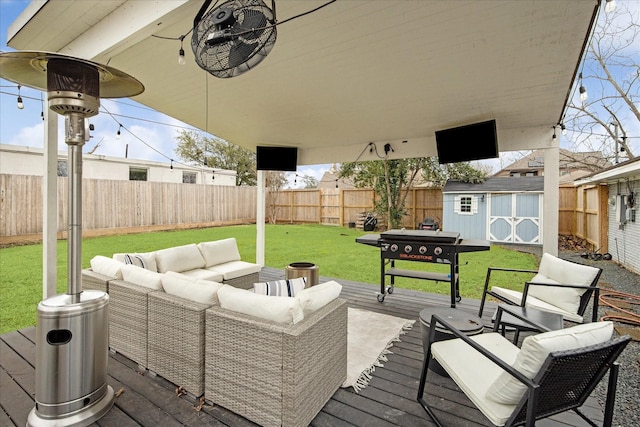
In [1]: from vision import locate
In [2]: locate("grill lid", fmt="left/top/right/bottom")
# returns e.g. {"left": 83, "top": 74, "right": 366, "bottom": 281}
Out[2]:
{"left": 381, "top": 229, "right": 460, "bottom": 243}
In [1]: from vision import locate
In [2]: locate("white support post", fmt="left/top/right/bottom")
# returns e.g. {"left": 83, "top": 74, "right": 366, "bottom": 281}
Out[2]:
{"left": 542, "top": 133, "right": 560, "bottom": 256}
{"left": 256, "top": 169, "right": 266, "bottom": 266}
{"left": 42, "top": 101, "right": 58, "bottom": 298}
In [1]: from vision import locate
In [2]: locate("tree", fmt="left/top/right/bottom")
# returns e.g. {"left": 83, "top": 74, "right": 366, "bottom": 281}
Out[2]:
{"left": 563, "top": 1, "right": 639, "bottom": 163}
{"left": 174, "top": 130, "right": 257, "bottom": 186}
{"left": 340, "top": 157, "right": 488, "bottom": 229}
{"left": 265, "top": 171, "right": 287, "bottom": 224}
{"left": 299, "top": 175, "right": 318, "bottom": 189}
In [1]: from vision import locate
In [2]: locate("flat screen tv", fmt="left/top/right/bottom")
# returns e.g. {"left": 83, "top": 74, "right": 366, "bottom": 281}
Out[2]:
{"left": 435, "top": 119, "right": 498, "bottom": 164}
{"left": 256, "top": 146, "right": 298, "bottom": 171}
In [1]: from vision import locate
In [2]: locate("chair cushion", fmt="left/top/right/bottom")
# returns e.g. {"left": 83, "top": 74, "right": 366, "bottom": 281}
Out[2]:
{"left": 90, "top": 255, "right": 124, "bottom": 280}
{"left": 528, "top": 253, "right": 600, "bottom": 314}
{"left": 161, "top": 271, "right": 223, "bottom": 305}
{"left": 207, "top": 260, "right": 262, "bottom": 280}
{"left": 296, "top": 280, "right": 342, "bottom": 316}
{"left": 490, "top": 286, "right": 584, "bottom": 323}
{"left": 217, "top": 284, "right": 304, "bottom": 324}
{"left": 113, "top": 252, "right": 158, "bottom": 272}
{"left": 254, "top": 277, "right": 307, "bottom": 296}
{"left": 179, "top": 268, "right": 224, "bottom": 282}
{"left": 432, "top": 333, "right": 521, "bottom": 426}
{"left": 198, "top": 238, "right": 241, "bottom": 267}
{"left": 486, "top": 321, "right": 614, "bottom": 405}
{"left": 155, "top": 244, "right": 206, "bottom": 273}
{"left": 121, "top": 264, "right": 163, "bottom": 290}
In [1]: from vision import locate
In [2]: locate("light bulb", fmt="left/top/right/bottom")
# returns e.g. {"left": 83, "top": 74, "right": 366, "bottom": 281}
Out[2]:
{"left": 561, "top": 124, "right": 567, "bottom": 135}
{"left": 178, "top": 48, "right": 185, "bottom": 65}
{"left": 116, "top": 126, "right": 121, "bottom": 140}
{"left": 17, "top": 96, "right": 24, "bottom": 109}
{"left": 579, "top": 85, "right": 588, "bottom": 102}
{"left": 605, "top": 0, "right": 616, "bottom": 13}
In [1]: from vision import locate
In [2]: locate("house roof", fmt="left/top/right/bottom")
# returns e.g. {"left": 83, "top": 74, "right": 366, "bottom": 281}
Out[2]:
{"left": 495, "top": 149, "right": 611, "bottom": 175}
{"left": 4, "top": 0, "right": 601, "bottom": 165}
{"left": 574, "top": 156, "right": 640, "bottom": 185}
{"left": 443, "top": 176, "right": 545, "bottom": 193}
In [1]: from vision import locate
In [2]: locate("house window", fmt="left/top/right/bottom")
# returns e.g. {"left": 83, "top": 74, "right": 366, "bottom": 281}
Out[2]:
{"left": 57, "top": 160, "right": 67, "bottom": 177}
{"left": 183, "top": 171, "right": 197, "bottom": 184}
{"left": 454, "top": 195, "right": 478, "bottom": 215}
{"left": 129, "top": 167, "right": 148, "bottom": 181}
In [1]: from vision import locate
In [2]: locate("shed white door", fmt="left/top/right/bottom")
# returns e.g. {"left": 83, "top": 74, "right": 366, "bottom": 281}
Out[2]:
{"left": 488, "top": 193, "right": 541, "bottom": 244}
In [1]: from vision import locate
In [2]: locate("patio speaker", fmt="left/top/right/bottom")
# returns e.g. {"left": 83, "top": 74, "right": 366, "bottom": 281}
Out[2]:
{"left": 0, "top": 51, "right": 144, "bottom": 427}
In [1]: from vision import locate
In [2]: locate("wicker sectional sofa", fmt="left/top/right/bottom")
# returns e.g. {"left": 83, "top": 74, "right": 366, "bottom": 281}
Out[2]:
{"left": 81, "top": 241, "right": 347, "bottom": 426}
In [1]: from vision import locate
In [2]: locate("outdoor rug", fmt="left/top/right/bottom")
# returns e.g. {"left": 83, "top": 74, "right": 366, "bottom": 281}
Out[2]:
{"left": 342, "top": 307, "right": 415, "bottom": 392}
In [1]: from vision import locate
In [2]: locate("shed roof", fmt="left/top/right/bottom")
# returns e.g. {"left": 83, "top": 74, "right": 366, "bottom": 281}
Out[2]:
{"left": 443, "top": 176, "right": 545, "bottom": 193}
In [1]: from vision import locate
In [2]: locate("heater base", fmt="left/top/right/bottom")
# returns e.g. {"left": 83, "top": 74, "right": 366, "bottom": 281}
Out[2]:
{"left": 26, "top": 385, "right": 114, "bottom": 427}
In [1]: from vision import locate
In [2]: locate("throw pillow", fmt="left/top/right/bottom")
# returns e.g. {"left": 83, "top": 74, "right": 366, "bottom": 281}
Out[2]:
{"left": 486, "top": 321, "right": 614, "bottom": 404}
{"left": 90, "top": 255, "right": 124, "bottom": 280}
{"left": 121, "top": 264, "right": 163, "bottom": 290}
{"left": 254, "top": 277, "right": 306, "bottom": 297}
{"left": 296, "top": 280, "right": 342, "bottom": 316}
{"left": 217, "top": 284, "right": 304, "bottom": 324}
{"left": 155, "top": 244, "right": 206, "bottom": 273}
{"left": 122, "top": 252, "right": 157, "bottom": 272}
{"left": 197, "top": 238, "right": 242, "bottom": 267}
{"left": 161, "top": 271, "right": 223, "bottom": 305}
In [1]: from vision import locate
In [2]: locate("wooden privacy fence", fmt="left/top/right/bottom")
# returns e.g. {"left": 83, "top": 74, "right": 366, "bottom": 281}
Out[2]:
{"left": 0, "top": 174, "right": 257, "bottom": 242}
{"left": 272, "top": 188, "right": 443, "bottom": 230}
{"left": 1, "top": 173, "right": 607, "bottom": 250}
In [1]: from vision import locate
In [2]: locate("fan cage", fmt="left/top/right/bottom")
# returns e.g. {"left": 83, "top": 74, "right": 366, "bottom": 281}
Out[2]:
{"left": 191, "top": 0, "right": 277, "bottom": 78}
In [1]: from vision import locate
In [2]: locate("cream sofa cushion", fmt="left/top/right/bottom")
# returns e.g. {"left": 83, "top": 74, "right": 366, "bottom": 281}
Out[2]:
{"left": 155, "top": 243, "right": 206, "bottom": 273}
{"left": 198, "top": 238, "right": 241, "bottom": 267}
{"left": 121, "top": 264, "right": 163, "bottom": 290}
{"left": 486, "top": 321, "right": 614, "bottom": 405}
{"left": 161, "top": 271, "right": 222, "bottom": 305}
{"left": 217, "top": 284, "right": 304, "bottom": 324}
{"left": 527, "top": 253, "right": 600, "bottom": 314}
{"left": 296, "top": 280, "right": 342, "bottom": 316}
{"left": 179, "top": 268, "right": 224, "bottom": 282}
{"left": 207, "top": 260, "right": 262, "bottom": 280}
{"left": 90, "top": 255, "right": 124, "bottom": 280}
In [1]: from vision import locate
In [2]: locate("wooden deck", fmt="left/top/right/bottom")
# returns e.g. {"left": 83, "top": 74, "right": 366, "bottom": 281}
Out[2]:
{"left": 1, "top": 267, "right": 605, "bottom": 426}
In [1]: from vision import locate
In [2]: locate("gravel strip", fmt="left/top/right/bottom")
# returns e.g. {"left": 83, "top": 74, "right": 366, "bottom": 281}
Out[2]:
{"left": 559, "top": 250, "right": 640, "bottom": 427}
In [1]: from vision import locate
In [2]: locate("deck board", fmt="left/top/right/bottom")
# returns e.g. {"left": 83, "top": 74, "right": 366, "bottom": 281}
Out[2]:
{"left": 0, "top": 267, "right": 605, "bottom": 426}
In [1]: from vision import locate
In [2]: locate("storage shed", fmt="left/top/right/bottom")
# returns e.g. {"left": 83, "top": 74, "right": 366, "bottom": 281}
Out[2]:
{"left": 442, "top": 177, "right": 544, "bottom": 244}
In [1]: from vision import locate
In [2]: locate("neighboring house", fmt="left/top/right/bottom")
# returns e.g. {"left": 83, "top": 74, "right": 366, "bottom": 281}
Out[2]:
{"left": 575, "top": 157, "right": 640, "bottom": 275}
{"left": 442, "top": 177, "right": 544, "bottom": 244}
{"left": 318, "top": 164, "right": 356, "bottom": 189}
{"left": 0, "top": 144, "right": 237, "bottom": 186}
{"left": 494, "top": 149, "right": 611, "bottom": 183}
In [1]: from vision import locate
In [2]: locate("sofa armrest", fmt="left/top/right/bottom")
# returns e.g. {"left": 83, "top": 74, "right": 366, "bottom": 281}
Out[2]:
{"left": 479, "top": 267, "right": 538, "bottom": 317}
{"left": 82, "top": 268, "right": 113, "bottom": 293}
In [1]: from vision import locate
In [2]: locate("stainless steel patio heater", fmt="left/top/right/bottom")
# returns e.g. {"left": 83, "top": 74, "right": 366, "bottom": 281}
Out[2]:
{"left": 0, "top": 51, "right": 144, "bottom": 427}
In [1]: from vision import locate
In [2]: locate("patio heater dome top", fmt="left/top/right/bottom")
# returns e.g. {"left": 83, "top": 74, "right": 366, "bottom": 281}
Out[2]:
{"left": 0, "top": 51, "right": 144, "bottom": 99}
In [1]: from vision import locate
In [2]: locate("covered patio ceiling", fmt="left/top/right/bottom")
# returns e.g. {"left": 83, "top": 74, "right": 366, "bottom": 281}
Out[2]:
{"left": 6, "top": 0, "right": 601, "bottom": 166}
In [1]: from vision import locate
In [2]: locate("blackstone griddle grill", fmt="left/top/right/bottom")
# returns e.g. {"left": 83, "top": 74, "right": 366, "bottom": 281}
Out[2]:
{"left": 0, "top": 51, "right": 144, "bottom": 427}
{"left": 356, "top": 229, "right": 490, "bottom": 306}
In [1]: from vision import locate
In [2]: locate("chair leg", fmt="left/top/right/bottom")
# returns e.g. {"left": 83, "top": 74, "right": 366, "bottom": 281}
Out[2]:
{"left": 603, "top": 362, "right": 620, "bottom": 427}
{"left": 417, "top": 348, "right": 443, "bottom": 427}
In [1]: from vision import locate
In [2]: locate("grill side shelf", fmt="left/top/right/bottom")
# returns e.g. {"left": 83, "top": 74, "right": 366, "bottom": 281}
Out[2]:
{"left": 385, "top": 268, "right": 458, "bottom": 283}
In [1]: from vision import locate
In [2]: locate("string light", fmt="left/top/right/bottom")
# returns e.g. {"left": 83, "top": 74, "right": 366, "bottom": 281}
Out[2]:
{"left": 605, "top": 0, "right": 616, "bottom": 13}
{"left": 579, "top": 73, "right": 588, "bottom": 103}
{"left": 560, "top": 123, "right": 567, "bottom": 135}
{"left": 552, "top": 126, "right": 557, "bottom": 139}
{"left": 116, "top": 124, "right": 122, "bottom": 139}
{"left": 178, "top": 36, "right": 186, "bottom": 65}
{"left": 170, "top": 159, "right": 174, "bottom": 170}
{"left": 16, "top": 84, "right": 24, "bottom": 109}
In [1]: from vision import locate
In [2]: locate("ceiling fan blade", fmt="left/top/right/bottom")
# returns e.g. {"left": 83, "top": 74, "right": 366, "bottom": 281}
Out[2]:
{"left": 233, "top": 8, "right": 267, "bottom": 39}
{"left": 228, "top": 40, "right": 258, "bottom": 68}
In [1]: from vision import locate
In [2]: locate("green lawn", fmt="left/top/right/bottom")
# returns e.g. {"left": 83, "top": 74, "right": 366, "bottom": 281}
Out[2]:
{"left": 0, "top": 224, "right": 539, "bottom": 334}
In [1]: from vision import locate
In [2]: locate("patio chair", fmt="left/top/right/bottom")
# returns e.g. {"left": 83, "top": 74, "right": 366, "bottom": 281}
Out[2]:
{"left": 478, "top": 252, "right": 602, "bottom": 324}
{"left": 417, "top": 314, "right": 630, "bottom": 427}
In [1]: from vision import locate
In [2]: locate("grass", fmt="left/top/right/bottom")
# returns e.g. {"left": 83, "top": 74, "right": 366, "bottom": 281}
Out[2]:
{"left": 0, "top": 224, "right": 539, "bottom": 334}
